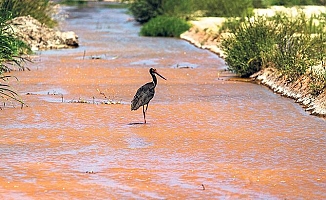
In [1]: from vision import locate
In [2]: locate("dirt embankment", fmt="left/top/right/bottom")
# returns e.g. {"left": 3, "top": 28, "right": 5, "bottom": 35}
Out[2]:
{"left": 251, "top": 68, "right": 326, "bottom": 117}
{"left": 180, "top": 6, "right": 326, "bottom": 117}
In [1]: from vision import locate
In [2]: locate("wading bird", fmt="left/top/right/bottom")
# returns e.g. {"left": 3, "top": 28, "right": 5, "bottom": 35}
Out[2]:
{"left": 131, "top": 68, "right": 167, "bottom": 123}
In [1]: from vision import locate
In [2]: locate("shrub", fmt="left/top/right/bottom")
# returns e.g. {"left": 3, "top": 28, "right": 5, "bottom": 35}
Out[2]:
{"left": 0, "top": 9, "right": 29, "bottom": 73}
{"left": 221, "top": 12, "right": 326, "bottom": 78}
{"left": 140, "top": 16, "right": 191, "bottom": 37}
{"left": 0, "top": 8, "right": 29, "bottom": 107}
{"left": 128, "top": 0, "right": 163, "bottom": 24}
{"left": 128, "top": 0, "right": 326, "bottom": 25}
{"left": 196, "top": 0, "right": 254, "bottom": 17}
{"left": 268, "top": 0, "right": 326, "bottom": 6}
{"left": 268, "top": 14, "right": 320, "bottom": 79}
{"left": 59, "top": 0, "right": 88, "bottom": 6}
{"left": 161, "top": 0, "right": 197, "bottom": 20}
{"left": 309, "top": 68, "right": 326, "bottom": 96}
{"left": 222, "top": 17, "right": 276, "bottom": 77}
{"left": 0, "top": 0, "right": 56, "bottom": 27}
{"left": 128, "top": 0, "right": 200, "bottom": 24}
{"left": 252, "top": 0, "right": 268, "bottom": 8}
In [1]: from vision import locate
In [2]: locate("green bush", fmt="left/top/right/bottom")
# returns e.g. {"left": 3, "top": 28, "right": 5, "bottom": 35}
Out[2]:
{"left": 128, "top": 0, "right": 199, "bottom": 24}
{"left": 161, "top": 0, "right": 197, "bottom": 20}
{"left": 197, "top": 0, "right": 254, "bottom": 17}
{"left": 0, "top": 0, "right": 56, "bottom": 27}
{"left": 309, "top": 68, "right": 326, "bottom": 96}
{"left": 59, "top": 0, "right": 88, "bottom": 6}
{"left": 0, "top": 9, "right": 29, "bottom": 73}
{"left": 252, "top": 0, "right": 268, "bottom": 8}
{"left": 128, "top": 0, "right": 256, "bottom": 23}
{"left": 222, "top": 17, "right": 276, "bottom": 77}
{"left": 222, "top": 12, "right": 326, "bottom": 78}
{"left": 140, "top": 16, "right": 191, "bottom": 37}
{"left": 127, "top": 0, "right": 326, "bottom": 24}
{"left": 129, "top": 0, "right": 163, "bottom": 24}
{"left": 267, "top": 0, "right": 326, "bottom": 6}
{"left": 268, "top": 13, "right": 325, "bottom": 80}
{"left": 0, "top": 8, "right": 29, "bottom": 106}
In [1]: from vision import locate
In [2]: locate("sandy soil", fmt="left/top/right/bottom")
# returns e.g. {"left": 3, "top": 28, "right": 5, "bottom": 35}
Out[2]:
{"left": 180, "top": 6, "right": 326, "bottom": 117}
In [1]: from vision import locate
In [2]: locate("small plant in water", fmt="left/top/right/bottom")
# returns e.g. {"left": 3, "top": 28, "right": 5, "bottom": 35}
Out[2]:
{"left": 67, "top": 89, "right": 122, "bottom": 105}
{"left": 0, "top": 75, "right": 25, "bottom": 109}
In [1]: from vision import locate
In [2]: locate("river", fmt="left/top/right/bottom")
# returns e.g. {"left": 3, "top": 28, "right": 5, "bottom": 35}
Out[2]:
{"left": 0, "top": 3, "right": 325, "bottom": 199}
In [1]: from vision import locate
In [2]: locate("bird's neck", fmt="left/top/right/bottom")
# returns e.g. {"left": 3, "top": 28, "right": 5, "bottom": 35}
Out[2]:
{"left": 151, "top": 73, "right": 157, "bottom": 87}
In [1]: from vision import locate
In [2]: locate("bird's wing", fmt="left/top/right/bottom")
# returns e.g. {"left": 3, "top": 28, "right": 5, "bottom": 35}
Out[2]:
{"left": 131, "top": 82, "right": 155, "bottom": 110}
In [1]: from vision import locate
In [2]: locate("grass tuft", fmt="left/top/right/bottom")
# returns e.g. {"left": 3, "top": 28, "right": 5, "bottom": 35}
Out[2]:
{"left": 140, "top": 16, "right": 191, "bottom": 37}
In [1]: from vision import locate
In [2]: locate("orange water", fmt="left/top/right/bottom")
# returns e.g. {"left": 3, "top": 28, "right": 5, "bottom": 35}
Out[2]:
{"left": 1, "top": 4, "right": 325, "bottom": 199}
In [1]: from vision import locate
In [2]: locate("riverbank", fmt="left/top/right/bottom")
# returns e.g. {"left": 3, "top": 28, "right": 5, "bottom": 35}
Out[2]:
{"left": 180, "top": 6, "right": 326, "bottom": 118}
{"left": 9, "top": 10, "right": 78, "bottom": 51}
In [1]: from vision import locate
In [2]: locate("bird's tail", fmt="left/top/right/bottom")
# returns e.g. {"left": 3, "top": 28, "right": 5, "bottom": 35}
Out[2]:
{"left": 131, "top": 98, "right": 143, "bottom": 111}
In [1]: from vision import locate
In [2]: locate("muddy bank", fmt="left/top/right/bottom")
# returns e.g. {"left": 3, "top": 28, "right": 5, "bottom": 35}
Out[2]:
{"left": 180, "top": 7, "right": 326, "bottom": 117}
{"left": 180, "top": 17, "right": 226, "bottom": 58}
{"left": 251, "top": 67, "right": 326, "bottom": 117}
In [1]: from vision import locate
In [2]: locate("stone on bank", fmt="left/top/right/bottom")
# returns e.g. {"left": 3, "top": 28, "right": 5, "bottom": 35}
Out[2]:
{"left": 9, "top": 15, "right": 79, "bottom": 51}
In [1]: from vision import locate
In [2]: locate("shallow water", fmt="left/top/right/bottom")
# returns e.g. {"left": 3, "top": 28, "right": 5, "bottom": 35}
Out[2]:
{"left": 1, "top": 3, "right": 325, "bottom": 199}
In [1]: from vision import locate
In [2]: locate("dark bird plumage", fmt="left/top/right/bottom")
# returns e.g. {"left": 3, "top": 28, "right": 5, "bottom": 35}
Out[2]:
{"left": 131, "top": 68, "right": 166, "bottom": 123}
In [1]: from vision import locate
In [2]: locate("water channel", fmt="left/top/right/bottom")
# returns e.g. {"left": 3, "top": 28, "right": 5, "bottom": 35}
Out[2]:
{"left": 0, "top": 3, "right": 325, "bottom": 199}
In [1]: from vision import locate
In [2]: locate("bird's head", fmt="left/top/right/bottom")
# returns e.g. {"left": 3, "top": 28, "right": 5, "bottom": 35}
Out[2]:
{"left": 150, "top": 68, "right": 167, "bottom": 80}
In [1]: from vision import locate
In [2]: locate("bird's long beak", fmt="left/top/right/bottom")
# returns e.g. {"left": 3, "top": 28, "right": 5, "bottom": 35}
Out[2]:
{"left": 155, "top": 72, "right": 167, "bottom": 80}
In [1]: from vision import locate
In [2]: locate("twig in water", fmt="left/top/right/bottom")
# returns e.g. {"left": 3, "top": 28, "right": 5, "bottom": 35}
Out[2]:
{"left": 97, "top": 88, "right": 107, "bottom": 98}
{"left": 202, "top": 184, "right": 205, "bottom": 190}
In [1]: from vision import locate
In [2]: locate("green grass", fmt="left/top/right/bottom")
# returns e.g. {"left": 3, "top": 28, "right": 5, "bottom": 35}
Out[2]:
{"left": 59, "top": 0, "right": 88, "bottom": 6}
{"left": 221, "top": 11, "right": 326, "bottom": 95}
{"left": 222, "top": 17, "right": 276, "bottom": 77}
{"left": 103, "top": 2, "right": 129, "bottom": 9}
{"left": 0, "top": 75, "right": 25, "bottom": 108}
{"left": 222, "top": 12, "right": 326, "bottom": 77}
{"left": 264, "top": 0, "right": 326, "bottom": 6}
{"left": 0, "top": 7, "right": 30, "bottom": 107}
{"left": 0, "top": 0, "right": 55, "bottom": 107}
{"left": 140, "top": 16, "right": 191, "bottom": 37}
{"left": 0, "top": 0, "right": 57, "bottom": 27}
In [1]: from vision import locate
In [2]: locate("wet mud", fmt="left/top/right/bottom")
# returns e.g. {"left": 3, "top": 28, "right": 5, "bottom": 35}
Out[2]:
{"left": 1, "top": 4, "right": 325, "bottom": 199}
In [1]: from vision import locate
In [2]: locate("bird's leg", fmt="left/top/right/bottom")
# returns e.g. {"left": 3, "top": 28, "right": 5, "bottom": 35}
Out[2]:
{"left": 142, "top": 105, "right": 146, "bottom": 124}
